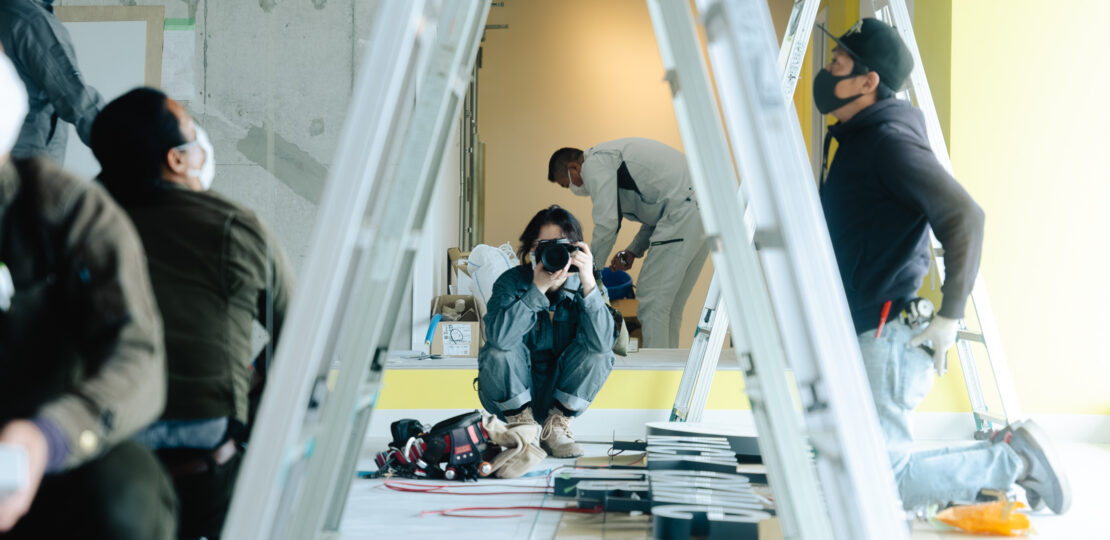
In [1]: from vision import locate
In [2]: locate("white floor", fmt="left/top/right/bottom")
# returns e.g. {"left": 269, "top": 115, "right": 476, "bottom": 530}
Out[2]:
{"left": 338, "top": 437, "right": 1110, "bottom": 540}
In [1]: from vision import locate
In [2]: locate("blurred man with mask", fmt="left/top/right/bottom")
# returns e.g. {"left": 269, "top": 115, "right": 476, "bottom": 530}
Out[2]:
{"left": 0, "top": 0, "right": 105, "bottom": 163}
{"left": 815, "top": 19, "right": 1070, "bottom": 514}
{"left": 547, "top": 138, "right": 708, "bottom": 348}
{"left": 90, "top": 87, "right": 294, "bottom": 539}
{"left": 0, "top": 49, "right": 176, "bottom": 539}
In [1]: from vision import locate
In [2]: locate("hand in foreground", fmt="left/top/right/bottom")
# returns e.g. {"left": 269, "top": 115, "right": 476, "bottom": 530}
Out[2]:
{"left": 608, "top": 250, "right": 637, "bottom": 271}
{"left": 533, "top": 258, "right": 571, "bottom": 294}
{"left": 909, "top": 315, "right": 959, "bottom": 376}
{"left": 0, "top": 420, "right": 48, "bottom": 533}
{"left": 572, "top": 242, "right": 597, "bottom": 295}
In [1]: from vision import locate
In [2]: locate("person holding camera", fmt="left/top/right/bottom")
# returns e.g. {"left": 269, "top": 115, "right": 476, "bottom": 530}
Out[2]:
{"left": 548, "top": 138, "right": 708, "bottom": 348}
{"left": 477, "top": 206, "right": 615, "bottom": 458}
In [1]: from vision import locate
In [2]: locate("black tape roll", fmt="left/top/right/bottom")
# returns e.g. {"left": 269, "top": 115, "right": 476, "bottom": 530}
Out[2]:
{"left": 652, "top": 505, "right": 771, "bottom": 540}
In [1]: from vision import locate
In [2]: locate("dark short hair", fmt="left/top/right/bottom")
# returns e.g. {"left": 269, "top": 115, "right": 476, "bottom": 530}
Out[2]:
{"left": 547, "top": 147, "right": 583, "bottom": 182}
{"left": 517, "top": 205, "right": 584, "bottom": 262}
{"left": 91, "top": 87, "right": 188, "bottom": 201}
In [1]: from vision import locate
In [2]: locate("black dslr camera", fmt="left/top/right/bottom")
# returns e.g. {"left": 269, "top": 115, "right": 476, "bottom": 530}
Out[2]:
{"left": 534, "top": 238, "right": 580, "bottom": 273}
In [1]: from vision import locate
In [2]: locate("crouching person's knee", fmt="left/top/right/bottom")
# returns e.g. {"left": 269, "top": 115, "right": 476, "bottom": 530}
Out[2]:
{"left": 86, "top": 442, "right": 178, "bottom": 540}
{"left": 477, "top": 345, "right": 531, "bottom": 416}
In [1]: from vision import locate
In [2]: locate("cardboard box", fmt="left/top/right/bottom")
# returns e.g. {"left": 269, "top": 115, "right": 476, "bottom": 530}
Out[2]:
{"left": 447, "top": 248, "right": 470, "bottom": 292}
{"left": 428, "top": 295, "right": 484, "bottom": 357}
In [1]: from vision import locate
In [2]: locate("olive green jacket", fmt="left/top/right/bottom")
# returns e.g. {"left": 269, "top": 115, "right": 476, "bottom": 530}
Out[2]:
{"left": 116, "top": 181, "right": 293, "bottom": 425}
{"left": 0, "top": 158, "right": 166, "bottom": 471}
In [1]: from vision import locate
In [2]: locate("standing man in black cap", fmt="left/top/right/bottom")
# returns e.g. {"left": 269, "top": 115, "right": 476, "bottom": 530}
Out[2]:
{"left": 814, "top": 18, "right": 1070, "bottom": 514}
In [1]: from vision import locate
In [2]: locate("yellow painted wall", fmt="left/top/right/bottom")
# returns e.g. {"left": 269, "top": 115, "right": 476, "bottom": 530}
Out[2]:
{"left": 949, "top": 0, "right": 1110, "bottom": 414}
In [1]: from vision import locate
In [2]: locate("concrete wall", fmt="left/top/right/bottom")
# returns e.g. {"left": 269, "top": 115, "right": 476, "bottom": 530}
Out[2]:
{"left": 57, "top": 0, "right": 461, "bottom": 348}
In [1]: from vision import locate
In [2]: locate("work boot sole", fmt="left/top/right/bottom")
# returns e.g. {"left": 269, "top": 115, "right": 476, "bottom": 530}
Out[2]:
{"left": 1012, "top": 421, "right": 1071, "bottom": 515}
{"left": 541, "top": 440, "right": 584, "bottom": 459}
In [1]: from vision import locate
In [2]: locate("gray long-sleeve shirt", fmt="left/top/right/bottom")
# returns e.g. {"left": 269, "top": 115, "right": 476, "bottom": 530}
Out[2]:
{"left": 0, "top": 0, "right": 105, "bottom": 163}
{"left": 578, "top": 138, "right": 694, "bottom": 267}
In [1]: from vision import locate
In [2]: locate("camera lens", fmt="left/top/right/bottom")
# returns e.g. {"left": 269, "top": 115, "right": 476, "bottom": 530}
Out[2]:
{"left": 541, "top": 243, "right": 570, "bottom": 272}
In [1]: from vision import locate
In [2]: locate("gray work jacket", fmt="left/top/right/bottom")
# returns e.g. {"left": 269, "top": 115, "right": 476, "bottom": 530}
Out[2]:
{"left": 483, "top": 265, "right": 615, "bottom": 362}
{"left": 0, "top": 0, "right": 105, "bottom": 162}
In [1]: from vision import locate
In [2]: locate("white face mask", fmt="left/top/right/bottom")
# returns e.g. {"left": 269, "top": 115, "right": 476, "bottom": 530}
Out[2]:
{"left": 568, "top": 166, "right": 589, "bottom": 196}
{"left": 185, "top": 125, "right": 216, "bottom": 190}
{"left": 0, "top": 54, "right": 28, "bottom": 158}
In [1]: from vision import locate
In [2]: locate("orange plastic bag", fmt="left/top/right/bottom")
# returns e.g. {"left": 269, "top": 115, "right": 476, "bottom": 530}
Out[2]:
{"left": 935, "top": 500, "right": 1031, "bottom": 536}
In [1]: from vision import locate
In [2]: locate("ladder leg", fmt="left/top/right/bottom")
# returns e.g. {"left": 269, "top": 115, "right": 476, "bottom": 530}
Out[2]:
{"left": 648, "top": 0, "right": 909, "bottom": 537}
{"left": 222, "top": 2, "right": 492, "bottom": 539}
{"left": 671, "top": 276, "right": 724, "bottom": 422}
{"left": 875, "top": 0, "right": 1022, "bottom": 435}
{"left": 671, "top": 0, "right": 819, "bottom": 423}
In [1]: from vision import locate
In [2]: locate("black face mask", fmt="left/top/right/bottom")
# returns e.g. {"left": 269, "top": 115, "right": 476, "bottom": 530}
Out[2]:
{"left": 813, "top": 69, "right": 864, "bottom": 114}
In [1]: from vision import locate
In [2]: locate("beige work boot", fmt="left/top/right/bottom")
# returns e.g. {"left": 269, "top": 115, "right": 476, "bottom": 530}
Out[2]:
{"left": 504, "top": 407, "right": 537, "bottom": 426}
{"left": 540, "top": 408, "right": 583, "bottom": 458}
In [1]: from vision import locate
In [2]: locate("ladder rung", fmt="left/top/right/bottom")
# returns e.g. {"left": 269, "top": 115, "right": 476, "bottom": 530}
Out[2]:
{"left": 752, "top": 228, "right": 783, "bottom": 250}
{"left": 957, "top": 330, "right": 985, "bottom": 344}
{"left": 972, "top": 411, "right": 1008, "bottom": 427}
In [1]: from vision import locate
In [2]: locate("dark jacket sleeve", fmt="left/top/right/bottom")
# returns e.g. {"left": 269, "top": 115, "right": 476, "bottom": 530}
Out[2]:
{"left": 877, "top": 134, "right": 985, "bottom": 319}
{"left": 483, "top": 267, "right": 548, "bottom": 351}
{"left": 226, "top": 212, "right": 295, "bottom": 374}
{"left": 38, "top": 180, "right": 165, "bottom": 470}
{"left": 10, "top": 13, "right": 105, "bottom": 146}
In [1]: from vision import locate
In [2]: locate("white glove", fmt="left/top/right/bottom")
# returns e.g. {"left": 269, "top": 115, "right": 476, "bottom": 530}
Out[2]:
{"left": 909, "top": 315, "right": 959, "bottom": 376}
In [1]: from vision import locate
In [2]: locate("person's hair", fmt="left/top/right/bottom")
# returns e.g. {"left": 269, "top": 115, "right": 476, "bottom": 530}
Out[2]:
{"left": 844, "top": 50, "right": 895, "bottom": 100}
{"left": 517, "top": 205, "right": 584, "bottom": 262}
{"left": 91, "top": 87, "right": 188, "bottom": 201}
{"left": 547, "top": 147, "right": 583, "bottom": 182}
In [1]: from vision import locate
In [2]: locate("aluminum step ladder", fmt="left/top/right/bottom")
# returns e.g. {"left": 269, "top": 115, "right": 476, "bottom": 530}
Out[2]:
{"left": 672, "top": 0, "right": 1022, "bottom": 438}
{"left": 862, "top": 0, "right": 1022, "bottom": 436}
{"left": 670, "top": 0, "right": 820, "bottom": 424}
{"left": 648, "top": 0, "right": 908, "bottom": 537}
{"left": 221, "top": 2, "right": 490, "bottom": 538}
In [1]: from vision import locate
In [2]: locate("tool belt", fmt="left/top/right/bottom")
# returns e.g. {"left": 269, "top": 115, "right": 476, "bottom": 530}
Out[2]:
{"left": 371, "top": 411, "right": 496, "bottom": 481}
{"left": 897, "top": 297, "right": 935, "bottom": 329}
{"left": 158, "top": 439, "right": 239, "bottom": 477}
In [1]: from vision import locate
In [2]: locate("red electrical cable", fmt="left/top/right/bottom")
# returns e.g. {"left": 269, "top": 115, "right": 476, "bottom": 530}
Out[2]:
{"left": 384, "top": 479, "right": 553, "bottom": 496}
{"left": 420, "top": 505, "right": 603, "bottom": 519}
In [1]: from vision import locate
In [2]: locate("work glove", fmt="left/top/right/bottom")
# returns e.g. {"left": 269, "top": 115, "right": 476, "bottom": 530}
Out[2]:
{"left": 909, "top": 315, "right": 960, "bottom": 376}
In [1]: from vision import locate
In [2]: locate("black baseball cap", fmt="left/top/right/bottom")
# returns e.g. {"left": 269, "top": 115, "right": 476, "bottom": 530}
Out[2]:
{"left": 816, "top": 18, "right": 913, "bottom": 92}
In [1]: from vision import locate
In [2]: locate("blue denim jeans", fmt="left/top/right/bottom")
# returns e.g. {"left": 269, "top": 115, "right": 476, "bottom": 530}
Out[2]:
{"left": 858, "top": 321, "right": 1023, "bottom": 508}
{"left": 477, "top": 339, "right": 613, "bottom": 422}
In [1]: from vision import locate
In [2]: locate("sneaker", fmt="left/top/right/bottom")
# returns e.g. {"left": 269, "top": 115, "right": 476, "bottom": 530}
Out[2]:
{"left": 1000, "top": 420, "right": 1071, "bottom": 514}
{"left": 540, "top": 408, "right": 583, "bottom": 458}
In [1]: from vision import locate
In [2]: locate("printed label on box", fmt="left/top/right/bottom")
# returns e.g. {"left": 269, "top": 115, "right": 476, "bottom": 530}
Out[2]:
{"left": 442, "top": 323, "right": 472, "bottom": 356}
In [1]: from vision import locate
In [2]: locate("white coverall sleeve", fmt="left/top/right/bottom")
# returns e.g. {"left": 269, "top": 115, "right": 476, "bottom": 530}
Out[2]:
{"left": 584, "top": 154, "right": 622, "bottom": 268}
{"left": 628, "top": 223, "right": 655, "bottom": 256}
